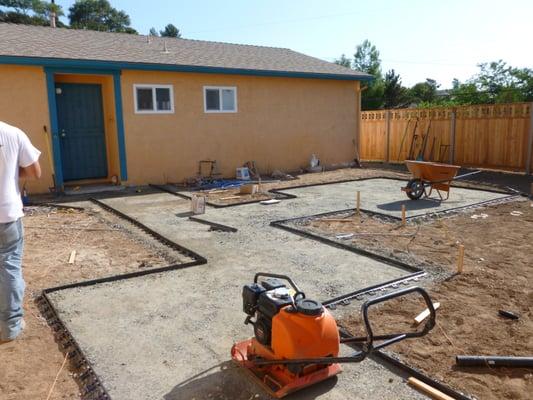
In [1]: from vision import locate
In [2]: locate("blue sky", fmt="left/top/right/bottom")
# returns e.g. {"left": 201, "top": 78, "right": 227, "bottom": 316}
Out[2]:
{"left": 55, "top": 0, "right": 532, "bottom": 88}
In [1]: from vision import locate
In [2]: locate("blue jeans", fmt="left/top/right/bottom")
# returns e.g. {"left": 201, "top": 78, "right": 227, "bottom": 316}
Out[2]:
{"left": 0, "top": 219, "right": 24, "bottom": 341}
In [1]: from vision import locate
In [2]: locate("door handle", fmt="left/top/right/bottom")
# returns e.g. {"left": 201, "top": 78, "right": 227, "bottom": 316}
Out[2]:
{"left": 61, "top": 129, "right": 67, "bottom": 138}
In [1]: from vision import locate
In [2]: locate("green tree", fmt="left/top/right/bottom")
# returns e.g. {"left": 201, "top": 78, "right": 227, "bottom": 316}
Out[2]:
{"left": 0, "top": 0, "right": 63, "bottom": 26}
{"left": 383, "top": 69, "right": 409, "bottom": 108}
{"left": 68, "top": 0, "right": 137, "bottom": 33}
{"left": 409, "top": 79, "right": 439, "bottom": 104}
{"left": 334, "top": 54, "right": 351, "bottom": 68}
{"left": 352, "top": 40, "right": 384, "bottom": 110}
{"left": 448, "top": 61, "right": 533, "bottom": 105}
{"left": 353, "top": 39, "right": 382, "bottom": 79}
{"left": 160, "top": 23, "right": 181, "bottom": 38}
{"left": 148, "top": 27, "right": 159, "bottom": 36}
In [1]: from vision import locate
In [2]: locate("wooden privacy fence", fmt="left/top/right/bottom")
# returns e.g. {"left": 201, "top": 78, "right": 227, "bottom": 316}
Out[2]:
{"left": 360, "top": 102, "right": 533, "bottom": 174}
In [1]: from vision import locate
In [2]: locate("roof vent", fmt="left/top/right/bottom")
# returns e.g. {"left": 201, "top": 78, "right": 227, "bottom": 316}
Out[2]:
{"left": 162, "top": 41, "right": 169, "bottom": 54}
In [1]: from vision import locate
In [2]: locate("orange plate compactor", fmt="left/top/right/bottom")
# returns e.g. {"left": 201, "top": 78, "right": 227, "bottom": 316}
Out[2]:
{"left": 231, "top": 273, "right": 436, "bottom": 398}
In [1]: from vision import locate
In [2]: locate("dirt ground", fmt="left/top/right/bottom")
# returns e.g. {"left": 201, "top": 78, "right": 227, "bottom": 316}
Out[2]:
{"left": 309, "top": 200, "right": 533, "bottom": 399}
{"left": 0, "top": 207, "right": 175, "bottom": 400}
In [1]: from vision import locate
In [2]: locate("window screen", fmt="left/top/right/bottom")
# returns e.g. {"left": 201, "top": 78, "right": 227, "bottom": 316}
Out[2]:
{"left": 205, "top": 89, "right": 220, "bottom": 111}
{"left": 155, "top": 88, "right": 171, "bottom": 111}
{"left": 136, "top": 88, "right": 154, "bottom": 111}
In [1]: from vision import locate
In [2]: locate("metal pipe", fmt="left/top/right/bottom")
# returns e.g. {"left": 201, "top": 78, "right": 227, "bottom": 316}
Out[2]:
{"left": 456, "top": 356, "right": 533, "bottom": 368}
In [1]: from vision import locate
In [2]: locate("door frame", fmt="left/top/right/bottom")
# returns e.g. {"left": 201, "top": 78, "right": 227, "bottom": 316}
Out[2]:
{"left": 55, "top": 82, "right": 108, "bottom": 182}
{"left": 44, "top": 67, "right": 128, "bottom": 192}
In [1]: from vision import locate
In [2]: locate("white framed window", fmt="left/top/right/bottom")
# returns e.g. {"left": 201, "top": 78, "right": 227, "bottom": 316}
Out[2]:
{"left": 133, "top": 84, "right": 174, "bottom": 114}
{"left": 203, "top": 86, "right": 237, "bottom": 113}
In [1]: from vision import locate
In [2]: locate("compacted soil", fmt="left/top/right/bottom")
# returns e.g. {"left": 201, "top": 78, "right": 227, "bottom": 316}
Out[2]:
{"left": 308, "top": 200, "right": 533, "bottom": 400}
{"left": 0, "top": 206, "right": 175, "bottom": 400}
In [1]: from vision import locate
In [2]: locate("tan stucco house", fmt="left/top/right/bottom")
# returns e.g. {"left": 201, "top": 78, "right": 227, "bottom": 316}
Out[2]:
{"left": 0, "top": 23, "right": 371, "bottom": 193}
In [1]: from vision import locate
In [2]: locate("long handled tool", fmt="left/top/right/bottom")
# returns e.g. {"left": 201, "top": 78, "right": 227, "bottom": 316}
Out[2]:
{"left": 231, "top": 273, "right": 436, "bottom": 398}
{"left": 43, "top": 125, "right": 56, "bottom": 192}
{"left": 416, "top": 120, "right": 432, "bottom": 161}
{"left": 407, "top": 119, "right": 419, "bottom": 160}
{"left": 396, "top": 119, "right": 412, "bottom": 161}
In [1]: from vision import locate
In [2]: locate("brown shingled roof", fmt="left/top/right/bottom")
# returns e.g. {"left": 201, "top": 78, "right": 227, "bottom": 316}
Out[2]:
{"left": 0, "top": 23, "right": 371, "bottom": 80}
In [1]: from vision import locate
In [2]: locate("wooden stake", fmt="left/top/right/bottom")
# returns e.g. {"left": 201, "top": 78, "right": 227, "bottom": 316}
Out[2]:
{"left": 68, "top": 250, "right": 76, "bottom": 264}
{"left": 414, "top": 302, "right": 440, "bottom": 325}
{"left": 356, "top": 191, "right": 361, "bottom": 216}
{"left": 401, "top": 205, "right": 406, "bottom": 226}
{"left": 457, "top": 244, "right": 465, "bottom": 274}
{"left": 408, "top": 377, "right": 454, "bottom": 400}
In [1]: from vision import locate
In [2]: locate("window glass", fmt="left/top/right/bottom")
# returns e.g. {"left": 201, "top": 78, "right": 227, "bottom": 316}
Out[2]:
{"left": 136, "top": 88, "right": 153, "bottom": 111}
{"left": 221, "top": 89, "right": 235, "bottom": 111}
{"left": 205, "top": 89, "right": 220, "bottom": 110}
{"left": 155, "top": 88, "right": 171, "bottom": 111}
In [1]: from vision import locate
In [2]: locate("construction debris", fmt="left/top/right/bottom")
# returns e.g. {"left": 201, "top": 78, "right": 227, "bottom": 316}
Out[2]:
{"left": 414, "top": 302, "right": 440, "bottom": 325}
{"left": 239, "top": 183, "right": 259, "bottom": 195}
{"left": 260, "top": 199, "right": 280, "bottom": 205}
{"left": 271, "top": 170, "right": 296, "bottom": 180}
{"left": 68, "top": 250, "right": 76, "bottom": 264}
{"left": 498, "top": 310, "right": 520, "bottom": 320}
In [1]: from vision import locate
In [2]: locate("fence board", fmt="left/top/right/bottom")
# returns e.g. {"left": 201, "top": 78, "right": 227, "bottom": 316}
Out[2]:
{"left": 360, "top": 102, "right": 532, "bottom": 173}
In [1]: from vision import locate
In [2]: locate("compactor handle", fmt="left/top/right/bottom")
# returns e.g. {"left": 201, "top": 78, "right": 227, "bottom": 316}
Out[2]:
{"left": 358, "top": 286, "right": 436, "bottom": 352}
{"left": 253, "top": 272, "right": 305, "bottom": 299}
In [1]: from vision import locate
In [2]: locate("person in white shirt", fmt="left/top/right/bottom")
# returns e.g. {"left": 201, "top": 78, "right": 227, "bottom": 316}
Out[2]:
{"left": 0, "top": 121, "right": 41, "bottom": 342}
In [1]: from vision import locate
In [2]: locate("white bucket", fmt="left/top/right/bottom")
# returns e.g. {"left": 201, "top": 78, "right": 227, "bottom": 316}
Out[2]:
{"left": 191, "top": 194, "right": 206, "bottom": 214}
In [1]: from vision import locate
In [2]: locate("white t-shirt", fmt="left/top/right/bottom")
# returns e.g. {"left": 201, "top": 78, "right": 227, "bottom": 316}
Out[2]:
{"left": 0, "top": 121, "right": 41, "bottom": 223}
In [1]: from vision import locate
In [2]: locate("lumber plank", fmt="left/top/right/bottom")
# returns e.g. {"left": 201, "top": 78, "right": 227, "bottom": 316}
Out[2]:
{"left": 414, "top": 302, "right": 440, "bottom": 324}
{"left": 68, "top": 250, "right": 76, "bottom": 264}
{"left": 408, "top": 377, "right": 454, "bottom": 400}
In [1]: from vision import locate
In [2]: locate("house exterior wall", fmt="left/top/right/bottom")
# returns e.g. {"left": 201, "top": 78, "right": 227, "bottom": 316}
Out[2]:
{"left": 120, "top": 70, "right": 361, "bottom": 185}
{"left": 0, "top": 65, "right": 53, "bottom": 193}
{"left": 0, "top": 64, "right": 361, "bottom": 193}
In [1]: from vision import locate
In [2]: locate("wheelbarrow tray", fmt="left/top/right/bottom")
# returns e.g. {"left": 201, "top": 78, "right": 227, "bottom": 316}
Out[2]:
{"left": 404, "top": 161, "right": 461, "bottom": 200}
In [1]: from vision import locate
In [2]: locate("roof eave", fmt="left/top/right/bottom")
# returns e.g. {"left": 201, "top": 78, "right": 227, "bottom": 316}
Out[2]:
{"left": 0, "top": 55, "right": 374, "bottom": 81}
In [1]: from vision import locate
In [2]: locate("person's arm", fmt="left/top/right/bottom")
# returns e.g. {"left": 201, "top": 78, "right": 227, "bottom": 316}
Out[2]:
{"left": 19, "top": 161, "right": 41, "bottom": 179}
{"left": 17, "top": 129, "right": 41, "bottom": 180}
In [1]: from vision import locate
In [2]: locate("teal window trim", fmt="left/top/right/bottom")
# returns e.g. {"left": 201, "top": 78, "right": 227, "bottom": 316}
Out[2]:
{"left": 43, "top": 66, "right": 128, "bottom": 188}
{"left": 4, "top": 55, "right": 374, "bottom": 82}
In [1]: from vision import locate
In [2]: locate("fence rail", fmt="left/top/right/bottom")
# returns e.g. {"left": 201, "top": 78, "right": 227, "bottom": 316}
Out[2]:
{"left": 360, "top": 102, "right": 533, "bottom": 174}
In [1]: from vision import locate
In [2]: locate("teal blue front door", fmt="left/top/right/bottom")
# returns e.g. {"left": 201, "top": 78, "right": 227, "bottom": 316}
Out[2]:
{"left": 56, "top": 83, "right": 108, "bottom": 181}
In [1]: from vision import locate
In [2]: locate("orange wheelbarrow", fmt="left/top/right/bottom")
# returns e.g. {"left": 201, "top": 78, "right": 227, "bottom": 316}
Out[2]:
{"left": 402, "top": 161, "right": 462, "bottom": 201}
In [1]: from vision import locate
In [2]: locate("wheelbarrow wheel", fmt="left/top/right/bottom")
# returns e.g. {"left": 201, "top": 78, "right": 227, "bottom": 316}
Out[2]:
{"left": 406, "top": 179, "right": 424, "bottom": 200}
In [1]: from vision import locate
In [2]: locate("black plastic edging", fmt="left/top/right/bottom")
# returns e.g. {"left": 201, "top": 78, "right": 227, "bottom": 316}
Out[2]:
{"left": 90, "top": 198, "right": 207, "bottom": 263}
{"left": 38, "top": 198, "right": 211, "bottom": 399}
{"left": 323, "top": 271, "right": 426, "bottom": 308}
{"left": 338, "top": 329, "right": 473, "bottom": 400}
{"left": 188, "top": 216, "right": 238, "bottom": 232}
{"left": 39, "top": 292, "right": 110, "bottom": 399}
{"left": 270, "top": 220, "right": 421, "bottom": 274}
{"left": 42, "top": 260, "right": 204, "bottom": 294}
{"left": 152, "top": 176, "right": 515, "bottom": 217}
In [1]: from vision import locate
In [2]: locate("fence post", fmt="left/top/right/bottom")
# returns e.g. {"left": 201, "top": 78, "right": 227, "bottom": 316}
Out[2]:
{"left": 449, "top": 110, "right": 456, "bottom": 164}
{"left": 385, "top": 110, "right": 391, "bottom": 164}
{"left": 527, "top": 102, "right": 533, "bottom": 175}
